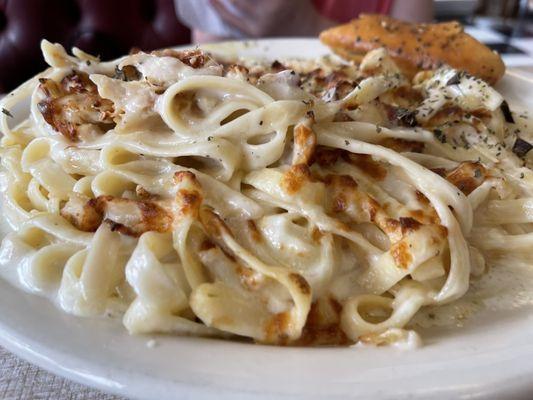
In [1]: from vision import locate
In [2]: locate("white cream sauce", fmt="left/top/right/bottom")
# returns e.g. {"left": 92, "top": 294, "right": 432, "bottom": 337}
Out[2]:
{"left": 2, "top": 178, "right": 533, "bottom": 342}
{"left": 411, "top": 260, "right": 533, "bottom": 330}
{"left": 0, "top": 214, "right": 130, "bottom": 318}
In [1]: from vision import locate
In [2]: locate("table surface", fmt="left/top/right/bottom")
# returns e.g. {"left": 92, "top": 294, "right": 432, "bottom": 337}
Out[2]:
{"left": 2, "top": 25, "right": 533, "bottom": 399}
{"left": 0, "top": 346, "right": 122, "bottom": 400}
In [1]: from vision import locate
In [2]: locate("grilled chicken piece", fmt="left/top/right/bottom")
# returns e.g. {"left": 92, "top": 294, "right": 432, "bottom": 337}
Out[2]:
{"left": 61, "top": 171, "right": 203, "bottom": 237}
{"left": 61, "top": 194, "right": 173, "bottom": 236}
{"left": 37, "top": 71, "right": 115, "bottom": 142}
{"left": 150, "top": 48, "right": 213, "bottom": 69}
{"left": 319, "top": 14, "right": 505, "bottom": 85}
{"left": 442, "top": 162, "right": 487, "bottom": 195}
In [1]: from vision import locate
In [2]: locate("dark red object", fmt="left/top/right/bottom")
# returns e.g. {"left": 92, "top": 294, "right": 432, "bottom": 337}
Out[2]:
{"left": 0, "top": 0, "right": 190, "bottom": 92}
{"left": 313, "top": 0, "right": 393, "bottom": 23}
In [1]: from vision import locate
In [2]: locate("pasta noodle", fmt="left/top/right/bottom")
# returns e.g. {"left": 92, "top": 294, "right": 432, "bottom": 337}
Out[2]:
{"left": 0, "top": 40, "right": 532, "bottom": 347}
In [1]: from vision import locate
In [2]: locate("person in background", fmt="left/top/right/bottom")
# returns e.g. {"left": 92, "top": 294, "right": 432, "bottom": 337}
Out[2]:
{"left": 175, "top": 0, "right": 434, "bottom": 44}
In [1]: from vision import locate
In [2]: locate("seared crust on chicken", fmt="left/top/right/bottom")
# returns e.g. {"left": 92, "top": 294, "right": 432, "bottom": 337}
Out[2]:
{"left": 37, "top": 71, "right": 115, "bottom": 142}
{"left": 61, "top": 172, "right": 204, "bottom": 237}
{"left": 319, "top": 14, "right": 505, "bottom": 85}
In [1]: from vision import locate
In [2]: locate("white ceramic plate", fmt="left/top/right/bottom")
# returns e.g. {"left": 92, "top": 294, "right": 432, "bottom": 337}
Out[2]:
{"left": 2, "top": 39, "right": 533, "bottom": 400}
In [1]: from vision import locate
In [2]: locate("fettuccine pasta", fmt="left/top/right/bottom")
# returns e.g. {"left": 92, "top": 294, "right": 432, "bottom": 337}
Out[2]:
{"left": 0, "top": 40, "right": 531, "bottom": 347}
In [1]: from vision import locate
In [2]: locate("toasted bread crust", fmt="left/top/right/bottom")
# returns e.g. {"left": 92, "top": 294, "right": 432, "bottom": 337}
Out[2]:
{"left": 319, "top": 14, "right": 505, "bottom": 84}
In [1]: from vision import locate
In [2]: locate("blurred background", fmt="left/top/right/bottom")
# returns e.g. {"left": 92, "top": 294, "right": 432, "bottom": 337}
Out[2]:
{"left": 0, "top": 0, "right": 532, "bottom": 92}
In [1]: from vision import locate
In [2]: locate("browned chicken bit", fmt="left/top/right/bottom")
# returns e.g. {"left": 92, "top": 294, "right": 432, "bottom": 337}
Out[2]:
{"left": 37, "top": 71, "right": 115, "bottom": 142}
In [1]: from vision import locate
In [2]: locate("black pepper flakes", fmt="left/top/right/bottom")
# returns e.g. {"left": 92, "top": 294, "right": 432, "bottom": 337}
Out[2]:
{"left": 1, "top": 108, "right": 13, "bottom": 118}
{"left": 446, "top": 72, "right": 463, "bottom": 86}
{"left": 500, "top": 100, "right": 515, "bottom": 124}
{"left": 433, "top": 128, "right": 446, "bottom": 143}
{"left": 512, "top": 138, "right": 533, "bottom": 158}
{"left": 395, "top": 108, "right": 418, "bottom": 127}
